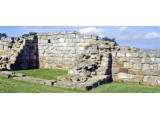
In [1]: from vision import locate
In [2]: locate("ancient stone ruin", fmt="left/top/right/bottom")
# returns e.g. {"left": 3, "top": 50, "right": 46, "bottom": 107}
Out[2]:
{"left": 0, "top": 31, "right": 160, "bottom": 90}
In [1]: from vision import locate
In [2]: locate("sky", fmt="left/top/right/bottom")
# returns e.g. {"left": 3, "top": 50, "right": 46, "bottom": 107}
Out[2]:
{"left": 0, "top": 26, "right": 160, "bottom": 49}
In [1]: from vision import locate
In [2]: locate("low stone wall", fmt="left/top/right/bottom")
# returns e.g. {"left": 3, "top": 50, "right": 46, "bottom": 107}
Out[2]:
{"left": 112, "top": 47, "right": 160, "bottom": 86}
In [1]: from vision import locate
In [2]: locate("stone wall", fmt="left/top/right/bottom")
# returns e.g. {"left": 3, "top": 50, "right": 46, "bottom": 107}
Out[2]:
{"left": 0, "top": 36, "right": 39, "bottom": 70}
{"left": 1, "top": 31, "right": 160, "bottom": 89}
{"left": 112, "top": 47, "right": 160, "bottom": 86}
{"left": 10, "top": 38, "right": 39, "bottom": 70}
{"left": 0, "top": 37, "right": 12, "bottom": 70}
{"left": 37, "top": 31, "right": 101, "bottom": 68}
{"left": 55, "top": 36, "right": 113, "bottom": 90}
{"left": 0, "top": 37, "right": 11, "bottom": 55}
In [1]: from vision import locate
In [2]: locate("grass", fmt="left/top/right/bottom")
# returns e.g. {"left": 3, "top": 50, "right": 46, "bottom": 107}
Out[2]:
{"left": 90, "top": 82, "right": 160, "bottom": 93}
{"left": 15, "top": 69, "right": 68, "bottom": 80}
{"left": 1, "top": 68, "right": 160, "bottom": 93}
{"left": 0, "top": 76, "right": 84, "bottom": 93}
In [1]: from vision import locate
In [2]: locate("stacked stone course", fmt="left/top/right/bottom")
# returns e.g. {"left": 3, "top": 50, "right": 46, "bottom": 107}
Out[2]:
{"left": 112, "top": 48, "right": 160, "bottom": 86}
{"left": 37, "top": 31, "right": 100, "bottom": 69}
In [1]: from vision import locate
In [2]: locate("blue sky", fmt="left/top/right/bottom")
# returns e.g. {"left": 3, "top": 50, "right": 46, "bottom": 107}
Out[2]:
{"left": 0, "top": 26, "right": 160, "bottom": 49}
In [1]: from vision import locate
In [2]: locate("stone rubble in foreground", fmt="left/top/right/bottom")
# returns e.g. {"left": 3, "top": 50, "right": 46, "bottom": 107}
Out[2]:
{"left": 0, "top": 71, "right": 111, "bottom": 90}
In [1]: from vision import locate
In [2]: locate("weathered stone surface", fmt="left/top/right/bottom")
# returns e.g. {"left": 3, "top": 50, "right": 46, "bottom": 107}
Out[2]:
{"left": 129, "top": 75, "right": 144, "bottom": 82}
{"left": 118, "top": 57, "right": 129, "bottom": 62}
{"left": 116, "top": 73, "right": 143, "bottom": 83}
{"left": 112, "top": 67, "right": 120, "bottom": 74}
{"left": 143, "top": 76, "right": 160, "bottom": 86}
{"left": 119, "top": 68, "right": 128, "bottom": 73}
{"left": 132, "top": 63, "right": 142, "bottom": 70}
{"left": 129, "top": 58, "right": 141, "bottom": 63}
{"left": 117, "top": 52, "right": 126, "bottom": 57}
{"left": 117, "top": 73, "right": 132, "bottom": 79}
{"left": 126, "top": 52, "right": 139, "bottom": 58}
{"left": 0, "top": 71, "right": 15, "bottom": 78}
{"left": 141, "top": 58, "right": 155, "bottom": 63}
{"left": 128, "top": 69, "right": 143, "bottom": 75}
{"left": 124, "top": 62, "right": 132, "bottom": 68}
{"left": 143, "top": 70, "right": 160, "bottom": 76}
{"left": 142, "top": 64, "right": 150, "bottom": 70}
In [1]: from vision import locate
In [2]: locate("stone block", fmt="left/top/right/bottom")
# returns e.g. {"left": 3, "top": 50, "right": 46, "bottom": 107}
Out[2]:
{"left": 129, "top": 58, "right": 141, "bottom": 63}
{"left": 130, "top": 75, "right": 144, "bottom": 82}
{"left": 141, "top": 58, "right": 155, "bottom": 63}
{"left": 117, "top": 73, "right": 132, "bottom": 79}
{"left": 154, "top": 58, "right": 160, "bottom": 63}
{"left": 138, "top": 52, "right": 149, "bottom": 57}
{"left": 149, "top": 64, "right": 158, "bottom": 70}
{"left": 126, "top": 52, "right": 139, "bottom": 58}
{"left": 158, "top": 64, "right": 160, "bottom": 70}
{"left": 118, "top": 57, "right": 129, "bottom": 62}
{"left": 119, "top": 68, "right": 128, "bottom": 73}
{"left": 142, "top": 64, "right": 150, "bottom": 70}
{"left": 60, "top": 43, "right": 68, "bottom": 47}
{"left": 59, "top": 38, "right": 65, "bottom": 43}
{"left": 112, "top": 67, "right": 120, "bottom": 74}
{"left": 124, "top": 62, "right": 132, "bottom": 68}
{"left": 112, "top": 62, "right": 124, "bottom": 67}
{"left": 128, "top": 69, "right": 143, "bottom": 75}
{"left": 0, "top": 71, "right": 15, "bottom": 78}
{"left": 143, "top": 70, "right": 160, "bottom": 76}
{"left": 99, "top": 44, "right": 110, "bottom": 49}
{"left": 111, "top": 52, "right": 117, "bottom": 57}
{"left": 117, "top": 52, "right": 126, "bottom": 57}
{"left": 143, "top": 76, "right": 160, "bottom": 86}
{"left": 132, "top": 63, "right": 142, "bottom": 70}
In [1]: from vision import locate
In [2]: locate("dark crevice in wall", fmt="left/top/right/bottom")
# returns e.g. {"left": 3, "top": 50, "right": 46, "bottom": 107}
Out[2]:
{"left": 108, "top": 48, "right": 113, "bottom": 82}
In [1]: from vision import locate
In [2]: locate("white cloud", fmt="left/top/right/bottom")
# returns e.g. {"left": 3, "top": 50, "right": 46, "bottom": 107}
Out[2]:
{"left": 119, "top": 26, "right": 128, "bottom": 31}
{"left": 79, "top": 27, "right": 104, "bottom": 35}
{"left": 145, "top": 32, "right": 160, "bottom": 39}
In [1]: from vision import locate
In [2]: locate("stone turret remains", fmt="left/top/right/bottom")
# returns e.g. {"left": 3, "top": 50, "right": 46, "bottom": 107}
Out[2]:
{"left": 0, "top": 31, "right": 160, "bottom": 90}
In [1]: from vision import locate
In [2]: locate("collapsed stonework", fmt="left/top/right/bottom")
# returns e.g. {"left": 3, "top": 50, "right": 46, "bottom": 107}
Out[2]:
{"left": 0, "top": 36, "right": 39, "bottom": 70}
{"left": 0, "top": 31, "right": 160, "bottom": 90}
{"left": 36, "top": 32, "right": 114, "bottom": 90}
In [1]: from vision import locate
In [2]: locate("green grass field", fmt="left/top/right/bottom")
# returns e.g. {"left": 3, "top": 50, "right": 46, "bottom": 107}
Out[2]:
{"left": 0, "top": 69, "right": 160, "bottom": 93}
{"left": 0, "top": 76, "right": 83, "bottom": 93}
{"left": 15, "top": 69, "right": 68, "bottom": 80}
{"left": 90, "top": 82, "right": 160, "bottom": 93}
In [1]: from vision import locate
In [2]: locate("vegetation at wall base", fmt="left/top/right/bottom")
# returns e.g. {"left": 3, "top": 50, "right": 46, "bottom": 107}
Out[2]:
{"left": 15, "top": 69, "right": 68, "bottom": 80}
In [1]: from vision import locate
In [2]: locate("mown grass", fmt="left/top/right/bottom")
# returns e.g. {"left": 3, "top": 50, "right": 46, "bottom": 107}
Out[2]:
{"left": 15, "top": 69, "right": 68, "bottom": 80}
{"left": 1, "top": 69, "right": 160, "bottom": 93}
{"left": 0, "top": 76, "right": 84, "bottom": 93}
{"left": 90, "top": 82, "right": 160, "bottom": 93}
